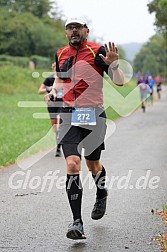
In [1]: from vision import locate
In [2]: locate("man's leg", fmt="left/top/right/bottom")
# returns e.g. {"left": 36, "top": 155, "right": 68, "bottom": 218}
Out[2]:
{"left": 86, "top": 159, "right": 108, "bottom": 220}
{"left": 86, "top": 160, "right": 107, "bottom": 198}
{"left": 66, "top": 155, "right": 83, "bottom": 223}
{"left": 62, "top": 144, "right": 86, "bottom": 239}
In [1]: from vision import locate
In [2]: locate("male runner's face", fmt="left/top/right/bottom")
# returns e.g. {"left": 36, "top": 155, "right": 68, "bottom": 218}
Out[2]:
{"left": 65, "top": 23, "right": 89, "bottom": 46}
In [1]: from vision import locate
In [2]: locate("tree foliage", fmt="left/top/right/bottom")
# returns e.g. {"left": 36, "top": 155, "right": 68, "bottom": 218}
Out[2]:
{"left": 0, "top": 1, "right": 67, "bottom": 58}
{"left": 133, "top": 34, "right": 167, "bottom": 77}
{"left": 147, "top": 0, "right": 167, "bottom": 35}
{"left": 0, "top": 0, "right": 126, "bottom": 60}
{"left": 145, "top": 0, "right": 167, "bottom": 78}
{"left": 117, "top": 46, "right": 126, "bottom": 60}
{"left": 0, "top": 0, "right": 52, "bottom": 18}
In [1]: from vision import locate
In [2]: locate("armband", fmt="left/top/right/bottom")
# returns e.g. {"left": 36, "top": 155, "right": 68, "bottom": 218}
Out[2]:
{"left": 45, "top": 87, "right": 50, "bottom": 93}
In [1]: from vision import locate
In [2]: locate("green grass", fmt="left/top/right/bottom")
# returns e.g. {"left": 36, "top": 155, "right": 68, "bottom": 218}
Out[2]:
{"left": 0, "top": 64, "right": 48, "bottom": 94}
{"left": 163, "top": 204, "right": 167, "bottom": 210}
{"left": 0, "top": 65, "right": 137, "bottom": 167}
{"left": 0, "top": 65, "right": 53, "bottom": 167}
{"left": 0, "top": 93, "right": 52, "bottom": 167}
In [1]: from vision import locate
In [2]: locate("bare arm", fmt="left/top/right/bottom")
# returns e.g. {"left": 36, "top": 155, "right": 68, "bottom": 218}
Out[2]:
{"left": 38, "top": 84, "right": 52, "bottom": 94}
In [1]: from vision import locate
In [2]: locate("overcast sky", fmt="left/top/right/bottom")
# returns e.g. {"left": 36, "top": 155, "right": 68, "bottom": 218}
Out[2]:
{"left": 57, "top": 0, "right": 156, "bottom": 44}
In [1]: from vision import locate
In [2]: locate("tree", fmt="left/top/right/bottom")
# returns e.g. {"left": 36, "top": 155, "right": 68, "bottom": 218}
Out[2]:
{"left": 133, "top": 34, "right": 167, "bottom": 77}
{"left": 0, "top": 8, "right": 67, "bottom": 57}
{"left": 147, "top": 0, "right": 167, "bottom": 35}
{"left": 0, "top": 0, "right": 52, "bottom": 18}
{"left": 146, "top": 0, "right": 167, "bottom": 76}
{"left": 142, "top": 53, "right": 159, "bottom": 75}
{"left": 117, "top": 46, "right": 126, "bottom": 60}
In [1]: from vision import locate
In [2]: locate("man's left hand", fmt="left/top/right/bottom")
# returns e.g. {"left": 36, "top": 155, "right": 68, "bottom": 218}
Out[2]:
{"left": 99, "top": 42, "right": 118, "bottom": 66}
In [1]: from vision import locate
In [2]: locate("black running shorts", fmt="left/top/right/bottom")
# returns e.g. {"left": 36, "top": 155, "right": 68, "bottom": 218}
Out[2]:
{"left": 57, "top": 106, "right": 107, "bottom": 160}
{"left": 47, "top": 99, "right": 63, "bottom": 119}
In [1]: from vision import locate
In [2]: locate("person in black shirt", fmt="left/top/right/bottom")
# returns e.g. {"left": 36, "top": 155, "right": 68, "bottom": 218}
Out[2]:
{"left": 38, "top": 62, "right": 63, "bottom": 157}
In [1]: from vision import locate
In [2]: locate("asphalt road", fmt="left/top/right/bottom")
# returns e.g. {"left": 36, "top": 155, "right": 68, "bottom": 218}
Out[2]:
{"left": 0, "top": 87, "right": 167, "bottom": 252}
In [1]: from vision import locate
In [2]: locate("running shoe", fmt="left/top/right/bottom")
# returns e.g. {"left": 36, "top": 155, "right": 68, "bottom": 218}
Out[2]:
{"left": 66, "top": 219, "right": 86, "bottom": 240}
{"left": 91, "top": 188, "right": 108, "bottom": 220}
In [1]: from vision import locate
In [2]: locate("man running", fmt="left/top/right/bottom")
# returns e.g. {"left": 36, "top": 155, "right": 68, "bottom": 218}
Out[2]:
{"left": 45, "top": 17, "right": 124, "bottom": 240}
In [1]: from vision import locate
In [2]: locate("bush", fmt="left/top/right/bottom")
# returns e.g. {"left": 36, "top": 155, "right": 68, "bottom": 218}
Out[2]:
{"left": 0, "top": 55, "right": 29, "bottom": 68}
{"left": 0, "top": 54, "right": 52, "bottom": 69}
{"left": 0, "top": 61, "right": 13, "bottom": 67}
{"left": 30, "top": 55, "right": 51, "bottom": 69}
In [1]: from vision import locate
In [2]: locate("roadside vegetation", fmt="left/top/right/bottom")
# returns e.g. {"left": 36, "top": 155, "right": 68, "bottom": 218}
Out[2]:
{"left": 0, "top": 65, "right": 52, "bottom": 167}
{"left": 152, "top": 204, "right": 167, "bottom": 251}
{"left": 0, "top": 64, "right": 137, "bottom": 167}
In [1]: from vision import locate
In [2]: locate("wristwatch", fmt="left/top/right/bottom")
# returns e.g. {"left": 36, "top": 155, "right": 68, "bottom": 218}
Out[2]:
{"left": 111, "top": 64, "right": 119, "bottom": 71}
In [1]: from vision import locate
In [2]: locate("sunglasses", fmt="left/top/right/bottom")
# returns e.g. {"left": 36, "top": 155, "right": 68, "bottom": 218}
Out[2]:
{"left": 66, "top": 24, "right": 86, "bottom": 30}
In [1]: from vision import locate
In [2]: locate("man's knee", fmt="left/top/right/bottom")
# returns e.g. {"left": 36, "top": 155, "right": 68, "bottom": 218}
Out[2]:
{"left": 86, "top": 160, "right": 102, "bottom": 174}
{"left": 66, "top": 156, "right": 81, "bottom": 174}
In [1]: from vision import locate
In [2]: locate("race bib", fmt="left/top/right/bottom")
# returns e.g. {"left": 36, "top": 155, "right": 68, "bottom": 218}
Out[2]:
{"left": 71, "top": 107, "right": 96, "bottom": 126}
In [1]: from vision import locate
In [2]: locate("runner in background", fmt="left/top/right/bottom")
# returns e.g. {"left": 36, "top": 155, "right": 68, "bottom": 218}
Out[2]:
{"left": 148, "top": 75, "right": 155, "bottom": 104}
{"left": 137, "top": 75, "right": 150, "bottom": 112}
{"left": 38, "top": 62, "right": 63, "bottom": 157}
{"left": 155, "top": 75, "right": 163, "bottom": 100}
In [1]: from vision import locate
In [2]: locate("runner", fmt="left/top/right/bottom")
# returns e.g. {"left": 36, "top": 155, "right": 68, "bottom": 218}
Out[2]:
{"left": 38, "top": 62, "right": 63, "bottom": 156}
{"left": 45, "top": 17, "right": 124, "bottom": 239}
{"left": 148, "top": 75, "right": 155, "bottom": 104}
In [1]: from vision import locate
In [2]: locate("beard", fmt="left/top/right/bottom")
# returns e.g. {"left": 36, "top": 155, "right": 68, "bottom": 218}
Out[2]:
{"left": 70, "top": 33, "right": 82, "bottom": 46}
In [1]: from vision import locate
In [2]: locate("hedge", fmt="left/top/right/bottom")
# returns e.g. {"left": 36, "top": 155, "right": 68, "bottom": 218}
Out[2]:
{"left": 0, "top": 54, "right": 52, "bottom": 69}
